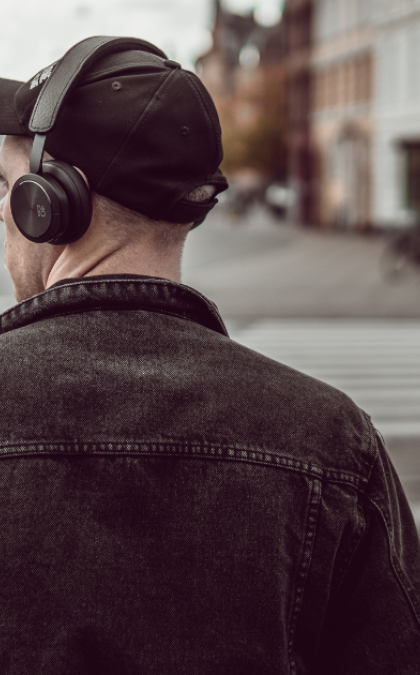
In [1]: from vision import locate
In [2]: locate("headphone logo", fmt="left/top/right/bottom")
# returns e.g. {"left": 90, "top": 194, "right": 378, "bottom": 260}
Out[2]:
{"left": 29, "top": 62, "right": 58, "bottom": 91}
{"left": 37, "top": 204, "right": 47, "bottom": 218}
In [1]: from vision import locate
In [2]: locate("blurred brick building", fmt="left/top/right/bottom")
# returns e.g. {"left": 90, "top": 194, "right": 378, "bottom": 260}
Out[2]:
{"left": 310, "top": 0, "right": 420, "bottom": 231}
{"left": 196, "top": 0, "right": 316, "bottom": 224}
{"left": 372, "top": 0, "right": 420, "bottom": 227}
{"left": 279, "top": 0, "right": 314, "bottom": 224}
{"left": 198, "top": 1, "right": 412, "bottom": 231}
{"left": 196, "top": 0, "right": 288, "bottom": 192}
{"left": 310, "top": 0, "right": 375, "bottom": 230}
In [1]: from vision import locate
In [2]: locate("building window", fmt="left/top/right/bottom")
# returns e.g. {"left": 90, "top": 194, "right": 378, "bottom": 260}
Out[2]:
{"left": 403, "top": 143, "right": 420, "bottom": 215}
{"left": 314, "top": 52, "right": 372, "bottom": 111}
{"left": 355, "top": 54, "right": 372, "bottom": 103}
{"left": 315, "top": 0, "right": 371, "bottom": 42}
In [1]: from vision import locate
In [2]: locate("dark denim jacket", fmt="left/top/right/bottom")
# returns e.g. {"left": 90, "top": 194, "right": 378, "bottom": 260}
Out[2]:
{"left": 0, "top": 274, "right": 418, "bottom": 675}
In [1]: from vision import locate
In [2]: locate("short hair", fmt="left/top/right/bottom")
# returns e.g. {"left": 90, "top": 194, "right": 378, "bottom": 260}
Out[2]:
{"left": 185, "top": 184, "right": 217, "bottom": 203}
{"left": 92, "top": 192, "right": 191, "bottom": 253}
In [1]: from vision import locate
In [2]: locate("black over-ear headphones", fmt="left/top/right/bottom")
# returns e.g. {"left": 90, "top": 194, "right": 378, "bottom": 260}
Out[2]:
{"left": 10, "top": 36, "right": 166, "bottom": 245}
{"left": 11, "top": 135, "right": 93, "bottom": 245}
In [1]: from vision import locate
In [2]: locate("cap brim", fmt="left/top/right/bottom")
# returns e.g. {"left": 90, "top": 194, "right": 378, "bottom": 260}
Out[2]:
{"left": 0, "top": 78, "right": 27, "bottom": 134}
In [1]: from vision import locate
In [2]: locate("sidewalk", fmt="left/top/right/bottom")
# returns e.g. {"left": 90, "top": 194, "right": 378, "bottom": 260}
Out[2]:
{"left": 182, "top": 206, "right": 420, "bottom": 319}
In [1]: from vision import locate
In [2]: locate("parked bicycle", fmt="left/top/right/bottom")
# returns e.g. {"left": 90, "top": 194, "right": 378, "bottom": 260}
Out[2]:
{"left": 380, "top": 216, "right": 420, "bottom": 281}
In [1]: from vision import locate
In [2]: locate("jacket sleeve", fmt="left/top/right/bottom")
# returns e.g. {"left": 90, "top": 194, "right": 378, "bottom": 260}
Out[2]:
{"left": 313, "top": 431, "right": 420, "bottom": 675}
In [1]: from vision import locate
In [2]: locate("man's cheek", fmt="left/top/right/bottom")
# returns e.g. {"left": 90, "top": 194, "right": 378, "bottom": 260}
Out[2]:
{"left": 4, "top": 241, "right": 10, "bottom": 272}
{"left": 4, "top": 198, "right": 17, "bottom": 238}
{"left": 4, "top": 235, "right": 12, "bottom": 267}
{"left": 0, "top": 194, "right": 7, "bottom": 222}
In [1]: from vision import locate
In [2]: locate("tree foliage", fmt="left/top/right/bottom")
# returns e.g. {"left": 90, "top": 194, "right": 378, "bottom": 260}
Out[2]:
{"left": 219, "top": 68, "right": 288, "bottom": 179}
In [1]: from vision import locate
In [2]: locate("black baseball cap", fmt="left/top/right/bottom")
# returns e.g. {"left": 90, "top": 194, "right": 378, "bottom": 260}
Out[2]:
{"left": 0, "top": 36, "right": 228, "bottom": 225}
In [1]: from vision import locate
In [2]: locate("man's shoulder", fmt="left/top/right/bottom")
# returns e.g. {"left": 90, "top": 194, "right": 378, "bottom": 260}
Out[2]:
{"left": 0, "top": 303, "right": 377, "bottom": 482}
{"left": 205, "top": 328, "right": 361, "bottom": 412}
{"left": 193, "top": 331, "right": 377, "bottom": 480}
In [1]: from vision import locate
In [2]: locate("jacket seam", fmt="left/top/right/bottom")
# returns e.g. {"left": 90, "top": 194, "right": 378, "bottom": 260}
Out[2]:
{"left": 364, "top": 417, "right": 380, "bottom": 484}
{"left": 20, "top": 306, "right": 206, "bottom": 328}
{"left": 0, "top": 440, "right": 372, "bottom": 490}
{"left": 366, "top": 494, "right": 420, "bottom": 629}
{"left": 288, "top": 478, "right": 322, "bottom": 675}
{"left": 328, "top": 498, "right": 366, "bottom": 605}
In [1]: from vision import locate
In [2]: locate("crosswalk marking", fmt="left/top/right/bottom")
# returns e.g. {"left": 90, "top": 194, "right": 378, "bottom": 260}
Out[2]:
{"left": 227, "top": 319, "right": 420, "bottom": 437}
{"left": 227, "top": 318, "right": 420, "bottom": 528}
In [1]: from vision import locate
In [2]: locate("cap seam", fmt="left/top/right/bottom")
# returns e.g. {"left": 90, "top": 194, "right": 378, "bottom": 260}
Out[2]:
{"left": 184, "top": 72, "right": 220, "bottom": 169}
{"left": 80, "top": 55, "right": 165, "bottom": 84}
{"left": 96, "top": 69, "right": 175, "bottom": 194}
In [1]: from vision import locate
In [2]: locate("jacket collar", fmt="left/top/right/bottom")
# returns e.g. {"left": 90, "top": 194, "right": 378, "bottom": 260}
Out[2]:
{"left": 0, "top": 275, "right": 229, "bottom": 337}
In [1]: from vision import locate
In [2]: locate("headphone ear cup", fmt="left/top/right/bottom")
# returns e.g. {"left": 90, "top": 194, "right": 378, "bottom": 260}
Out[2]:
{"left": 41, "top": 161, "right": 92, "bottom": 244}
{"left": 10, "top": 172, "right": 70, "bottom": 244}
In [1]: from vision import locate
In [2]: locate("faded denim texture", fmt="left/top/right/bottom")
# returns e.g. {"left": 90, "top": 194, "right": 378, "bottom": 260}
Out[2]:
{"left": 0, "top": 274, "right": 418, "bottom": 674}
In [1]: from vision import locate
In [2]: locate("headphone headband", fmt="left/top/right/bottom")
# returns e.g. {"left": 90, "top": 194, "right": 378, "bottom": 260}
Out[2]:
{"left": 29, "top": 36, "right": 167, "bottom": 133}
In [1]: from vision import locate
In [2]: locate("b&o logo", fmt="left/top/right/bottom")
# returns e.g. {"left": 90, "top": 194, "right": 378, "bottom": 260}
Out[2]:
{"left": 37, "top": 205, "right": 46, "bottom": 218}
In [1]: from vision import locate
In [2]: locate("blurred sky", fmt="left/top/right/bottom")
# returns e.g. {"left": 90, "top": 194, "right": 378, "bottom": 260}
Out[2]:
{"left": 0, "top": 0, "right": 283, "bottom": 82}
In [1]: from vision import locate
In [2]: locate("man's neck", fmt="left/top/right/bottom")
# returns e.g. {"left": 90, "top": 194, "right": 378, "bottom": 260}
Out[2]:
{"left": 46, "top": 223, "right": 184, "bottom": 288}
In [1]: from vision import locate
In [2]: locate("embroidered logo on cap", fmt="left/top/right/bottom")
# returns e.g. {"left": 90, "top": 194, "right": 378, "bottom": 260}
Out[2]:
{"left": 29, "top": 62, "right": 58, "bottom": 91}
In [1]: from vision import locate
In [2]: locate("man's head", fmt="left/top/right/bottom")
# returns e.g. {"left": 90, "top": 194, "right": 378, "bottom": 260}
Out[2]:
{"left": 0, "top": 135, "right": 197, "bottom": 301}
{"left": 0, "top": 36, "right": 228, "bottom": 301}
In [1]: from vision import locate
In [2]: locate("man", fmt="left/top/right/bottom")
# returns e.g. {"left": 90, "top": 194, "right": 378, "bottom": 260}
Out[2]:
{"left": 0, "top": 36, "right": 418, "bottom": 674}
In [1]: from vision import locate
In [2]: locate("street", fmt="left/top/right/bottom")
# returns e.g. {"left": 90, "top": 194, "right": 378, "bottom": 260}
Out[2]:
{"left": 0, "top": 207, "right": 419, "bottom": 529}
{"left": 183, "top": 205, "right": 420, "bottom": 318}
